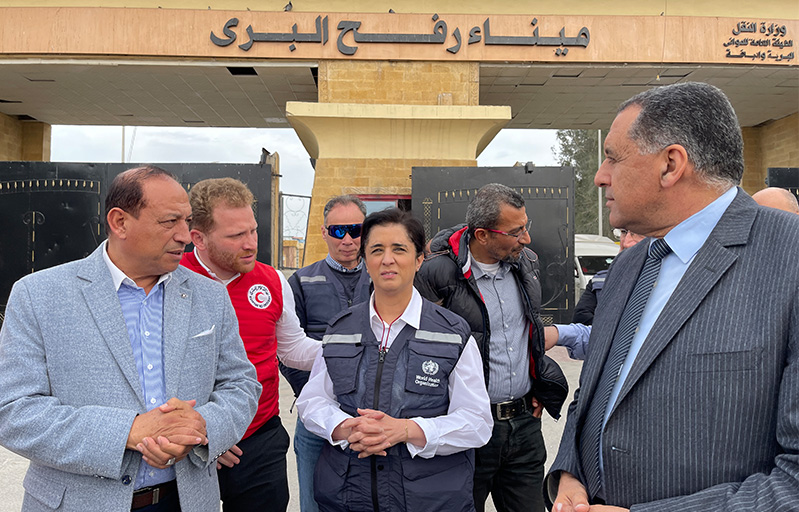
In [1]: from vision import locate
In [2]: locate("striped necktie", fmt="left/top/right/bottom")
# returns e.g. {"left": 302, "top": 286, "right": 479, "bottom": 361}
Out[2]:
{"left": 579, "top": 238, "right": 672, "bottom": 499}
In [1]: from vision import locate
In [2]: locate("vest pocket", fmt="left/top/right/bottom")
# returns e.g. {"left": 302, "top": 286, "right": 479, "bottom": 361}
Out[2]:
{"left": 323, "top": 341, "right": 364, "bottom": 396}
{"left": 401, "top": 450, "right": 474, "bottom": 511}
{"left": 313, "top": 446, "right": 352, "bottom": 510}
{"left": 405, "top": 341, "right": 459, "bottom": 397}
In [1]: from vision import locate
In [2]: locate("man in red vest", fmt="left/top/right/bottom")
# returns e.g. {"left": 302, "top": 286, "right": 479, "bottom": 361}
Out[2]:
{"left": 180, "top": 177, "right": 320, "bottom": 511}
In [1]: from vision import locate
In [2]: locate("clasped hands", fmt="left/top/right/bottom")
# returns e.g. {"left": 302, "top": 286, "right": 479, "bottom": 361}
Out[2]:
{"left": 553, "top": 472, "right": 629, "bottom": 512}
{"left": 126, "top": 397, "right": 207, "bottom": 469}
{"left": 332, "top": 408, "right": 423, "bottom": 459}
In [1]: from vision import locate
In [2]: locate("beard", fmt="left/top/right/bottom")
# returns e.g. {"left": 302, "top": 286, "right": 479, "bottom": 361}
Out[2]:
{"left": 207, "top": 242, "right": 257, "bottom": 275}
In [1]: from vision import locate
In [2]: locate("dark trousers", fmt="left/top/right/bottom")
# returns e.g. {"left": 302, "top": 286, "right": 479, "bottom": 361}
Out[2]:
{"left": 473, "top": 412, "right": 546, "bottom": 512}
{"left": 218, "top": 415, "right": 291, "bottom": 512}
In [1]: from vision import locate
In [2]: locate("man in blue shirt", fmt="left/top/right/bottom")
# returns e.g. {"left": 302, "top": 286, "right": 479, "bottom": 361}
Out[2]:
{"left": 0, "top": 166, "right": 260, "bottom": 512}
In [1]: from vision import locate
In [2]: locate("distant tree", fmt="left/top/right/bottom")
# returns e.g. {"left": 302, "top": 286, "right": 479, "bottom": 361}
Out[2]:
{"left": 553, "top": 129, "right": 612, "bottom": 237}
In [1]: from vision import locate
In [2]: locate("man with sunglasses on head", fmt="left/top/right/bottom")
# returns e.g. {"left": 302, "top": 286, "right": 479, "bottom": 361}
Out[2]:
{"left": 415, "top": 183, "right": 567, "bottom": 512}
{"left": 284, "top": 195, "right": 371, "bottom": 512}
{"left": 179, "top": 178, "right": 320, "bottom": 512}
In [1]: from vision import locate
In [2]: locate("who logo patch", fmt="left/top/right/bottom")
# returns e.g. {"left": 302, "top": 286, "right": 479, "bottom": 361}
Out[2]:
{"left": 422, "top": 360, "right": 439, "bottom": 376}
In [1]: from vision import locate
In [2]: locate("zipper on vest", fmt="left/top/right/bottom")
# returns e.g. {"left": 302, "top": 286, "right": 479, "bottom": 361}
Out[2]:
{"left": 370, "top": 347, "right": 388, "bottom": 512}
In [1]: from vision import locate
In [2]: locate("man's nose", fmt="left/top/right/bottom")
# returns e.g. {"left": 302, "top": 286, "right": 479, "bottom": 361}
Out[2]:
{"left": 175, "top": 221, "right": 191, "bottom": 245}
{"left": 243, "top": 231, "right": 258, "bottom": 250}
{"left": 595, "top": 160, "right": 610, "bottom": 188}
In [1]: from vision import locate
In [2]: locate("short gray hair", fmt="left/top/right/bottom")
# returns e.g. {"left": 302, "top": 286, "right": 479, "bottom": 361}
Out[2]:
{"left": 619, "top": 82, "right": 743, "bottom": 191}
{"left": 323, "top": 195, "right": 367, "bottom": 223}
{"left": 466, "top": 183, "right": 525, "bottom": 237}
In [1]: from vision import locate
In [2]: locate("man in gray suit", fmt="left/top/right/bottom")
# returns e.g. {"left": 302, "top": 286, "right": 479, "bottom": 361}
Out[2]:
{"left": 547, "top": 82, "right": 799, "bottom": 511}
{"left": 0, "top": 166, "right": 261, "bottom": 511}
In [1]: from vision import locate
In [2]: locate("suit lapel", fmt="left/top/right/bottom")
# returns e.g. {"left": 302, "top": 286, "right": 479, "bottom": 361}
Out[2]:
{"left": 79, "top": 247, "right": 145, "bottom": 407}
{"left": 163, "top": 268, "right": 192, "bottom": 399}
{"left": 612, "top": 189, "right": 756, "bottom": 409}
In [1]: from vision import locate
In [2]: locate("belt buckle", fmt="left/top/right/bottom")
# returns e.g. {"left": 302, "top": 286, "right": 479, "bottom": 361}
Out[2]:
{"left": 493, "top": 400, "right": 514, "bottom": 421}
{"left": 133, "top": 485, "right": 160, "bottom": 506}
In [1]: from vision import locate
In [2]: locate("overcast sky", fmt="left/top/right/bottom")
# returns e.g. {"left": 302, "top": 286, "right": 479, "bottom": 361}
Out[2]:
{"left": 50, "top": 125, "right": 560, "bottom": 237}
{"left": 51, "top": 126, "right": 560, "bottom": 195}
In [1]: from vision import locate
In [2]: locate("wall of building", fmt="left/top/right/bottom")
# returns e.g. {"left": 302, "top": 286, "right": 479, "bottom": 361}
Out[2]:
{"left": 1, "top": 0, "right": 795, "bottom": 18}
{"left": 742, "top": 112, "right": 799, "bottom": 194}
{"left": 0, "top": 113, "right": 50, "bottom": 161}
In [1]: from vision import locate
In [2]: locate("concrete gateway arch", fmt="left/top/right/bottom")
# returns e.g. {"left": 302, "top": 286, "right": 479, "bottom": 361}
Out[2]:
{"left": 0, "top": 0, "right": 796, "bottom": 263}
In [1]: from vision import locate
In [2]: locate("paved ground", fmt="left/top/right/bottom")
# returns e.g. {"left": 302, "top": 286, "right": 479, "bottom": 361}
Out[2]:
{"left": 0, "top": 347, "right": 581, "bottom": 512}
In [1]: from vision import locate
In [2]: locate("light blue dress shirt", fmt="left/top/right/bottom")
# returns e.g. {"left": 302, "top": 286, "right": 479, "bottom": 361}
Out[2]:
{"left": 599, "top": 186, "right": 739, "bottom": 473}
{"left": 470, "top": 255, "right": 531, "bottom": 403}
{"left": 102, "top": 243, "right": 175, "bottom": 489}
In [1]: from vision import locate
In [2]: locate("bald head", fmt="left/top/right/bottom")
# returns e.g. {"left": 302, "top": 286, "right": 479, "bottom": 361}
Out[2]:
{"left": 752, "top": 187, "right": 799, "bottom": 214}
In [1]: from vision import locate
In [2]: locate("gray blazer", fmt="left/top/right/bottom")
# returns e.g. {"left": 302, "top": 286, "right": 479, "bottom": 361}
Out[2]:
{"left": 0, "top": 244, "right": 261, "bottom": 512}
{"left": 547, "top": 189, "right": 799, "bottom": 511}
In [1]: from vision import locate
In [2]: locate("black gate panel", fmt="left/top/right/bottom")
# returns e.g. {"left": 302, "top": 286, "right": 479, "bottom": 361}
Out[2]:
{"left": 1, "top": 162, "right": 272, "bottom": 320}
{"left": 767, "top": 167, "right": 799, "bottom": 198}
{"left": 412, "top": 166, "right": 575, "bottom": 325}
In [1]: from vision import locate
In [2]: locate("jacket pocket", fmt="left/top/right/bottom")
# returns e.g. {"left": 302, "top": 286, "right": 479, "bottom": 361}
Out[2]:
{"left": 401, "top": 450, "right": 474, "bottom": 511}
{"left": 681, "top": 348, "right": 761, "bottom": 373}
{"left": 23, "top": 468, "right": 66, "bottom": 510}
{"left": 313, "top": 446, "right": 352, "bottom": 511}
{"left": 405, "top": 340, "right": 460, "bottom": 397}
{"left": 322, "top": 336, "right": 364, "bottom": 396}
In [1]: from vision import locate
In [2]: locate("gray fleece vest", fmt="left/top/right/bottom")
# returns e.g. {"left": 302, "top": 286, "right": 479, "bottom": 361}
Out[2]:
{"left": 314, "top": 299, "right": 476, "bottom": 512}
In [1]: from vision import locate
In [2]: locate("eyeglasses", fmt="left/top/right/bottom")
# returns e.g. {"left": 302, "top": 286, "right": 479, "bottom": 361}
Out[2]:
{"left": 326, "top": 223, "right": 362, "bottom": 239}
{"left": 482, "top": 220, "right": 533, "bottom": 241}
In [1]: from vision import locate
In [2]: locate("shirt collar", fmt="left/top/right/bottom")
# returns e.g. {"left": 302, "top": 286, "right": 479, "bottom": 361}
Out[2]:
{"left": 661, "top": 186, "right": 738, "bottom": 264}
{"left": 368, "top": 287, "right": 423, "bottom": 330}
{"left": 194, "top": 247, "right": 240, "bottom": 286}
{"left": 325, "top": 254, "right": 364, "bottom": 273}
{"left": 102, "top": 240, "right": 171, "bottom": 291}
{"left": 469, "top": 253, "right": 508, "bottom": 279}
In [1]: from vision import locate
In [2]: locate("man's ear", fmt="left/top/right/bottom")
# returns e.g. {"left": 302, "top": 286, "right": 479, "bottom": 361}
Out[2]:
{"left": 106, "top": 208, "right": 127, "bottom": 239}
{"left": 471, "top": 228, "right": 489, "bottom": 246}
{"left": 660, "top": 144, "right": 689, "bottom": 189}
{"left": 190, "top": 229, "right": 207, "bottom": 250}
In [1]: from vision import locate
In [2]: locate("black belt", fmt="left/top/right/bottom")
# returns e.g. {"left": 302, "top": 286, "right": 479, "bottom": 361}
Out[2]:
{"left": 491, "top": 394, "right": 532, "bottom": 421}
{"left": 132, "top": 479, "right": 177, "bottom": 510}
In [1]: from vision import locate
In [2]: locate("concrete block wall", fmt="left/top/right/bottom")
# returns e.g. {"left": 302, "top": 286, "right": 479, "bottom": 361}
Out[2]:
{"left": 0, "top": 112, "right": 23, "bottom": 160}
{"left": 318, "top": 61, "right": 479, "bottom": 106}
{"left": 742, "top": 112, "right": 798, "bottom": 194}
{"left": 0, "top": 112, "right": 51, "bottom": 162}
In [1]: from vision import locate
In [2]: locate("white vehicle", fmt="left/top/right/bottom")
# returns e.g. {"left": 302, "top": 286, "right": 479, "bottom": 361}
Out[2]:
{"left": 574, "top": 234, "right": 619, "bottom": 301}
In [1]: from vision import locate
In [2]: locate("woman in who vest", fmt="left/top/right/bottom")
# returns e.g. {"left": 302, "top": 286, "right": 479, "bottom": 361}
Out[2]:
{"left": 297, "top": 208, "right": 492, "bottom": 512}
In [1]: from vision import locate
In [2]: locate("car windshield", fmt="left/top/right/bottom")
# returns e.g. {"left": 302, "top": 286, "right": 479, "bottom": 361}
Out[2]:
{"left": 578, "top": 255, "right": 615, "bottom": 276}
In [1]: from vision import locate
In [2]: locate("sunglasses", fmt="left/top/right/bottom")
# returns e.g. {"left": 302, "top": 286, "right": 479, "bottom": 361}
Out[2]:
{"left": 326, "top": 224, "right": 362, "bottom": 239}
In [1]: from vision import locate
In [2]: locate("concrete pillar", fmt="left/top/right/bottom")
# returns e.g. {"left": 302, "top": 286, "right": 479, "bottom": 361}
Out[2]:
{"left": 0, "top": 113, "right": 51, "bottom": 162}
{"left": 287, "top": 101, "right": 510, "bottom": 264}
{"left": 290, "top": 60, "right": 510, "bottom": 265}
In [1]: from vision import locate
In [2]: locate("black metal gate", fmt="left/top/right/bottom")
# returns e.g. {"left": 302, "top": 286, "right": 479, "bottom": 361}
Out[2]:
{"left": 411, "top": 165, "right": 575, "bottom": 324}
{"left": 0, "top": 162, "right": 272, "bottom": 320}
{"left": 767, "top": 167, "right": 799, "bottom": 198}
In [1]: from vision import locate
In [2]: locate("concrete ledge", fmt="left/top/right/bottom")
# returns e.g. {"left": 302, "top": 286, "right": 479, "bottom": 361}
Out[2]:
{"left": 286, "top": 101, "right": 511, "bottom": 160}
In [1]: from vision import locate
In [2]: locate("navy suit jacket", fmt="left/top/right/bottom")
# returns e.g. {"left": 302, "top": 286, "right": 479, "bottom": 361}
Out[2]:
{"left": 548, "top": 189, "right": 799, "bottom": 511}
